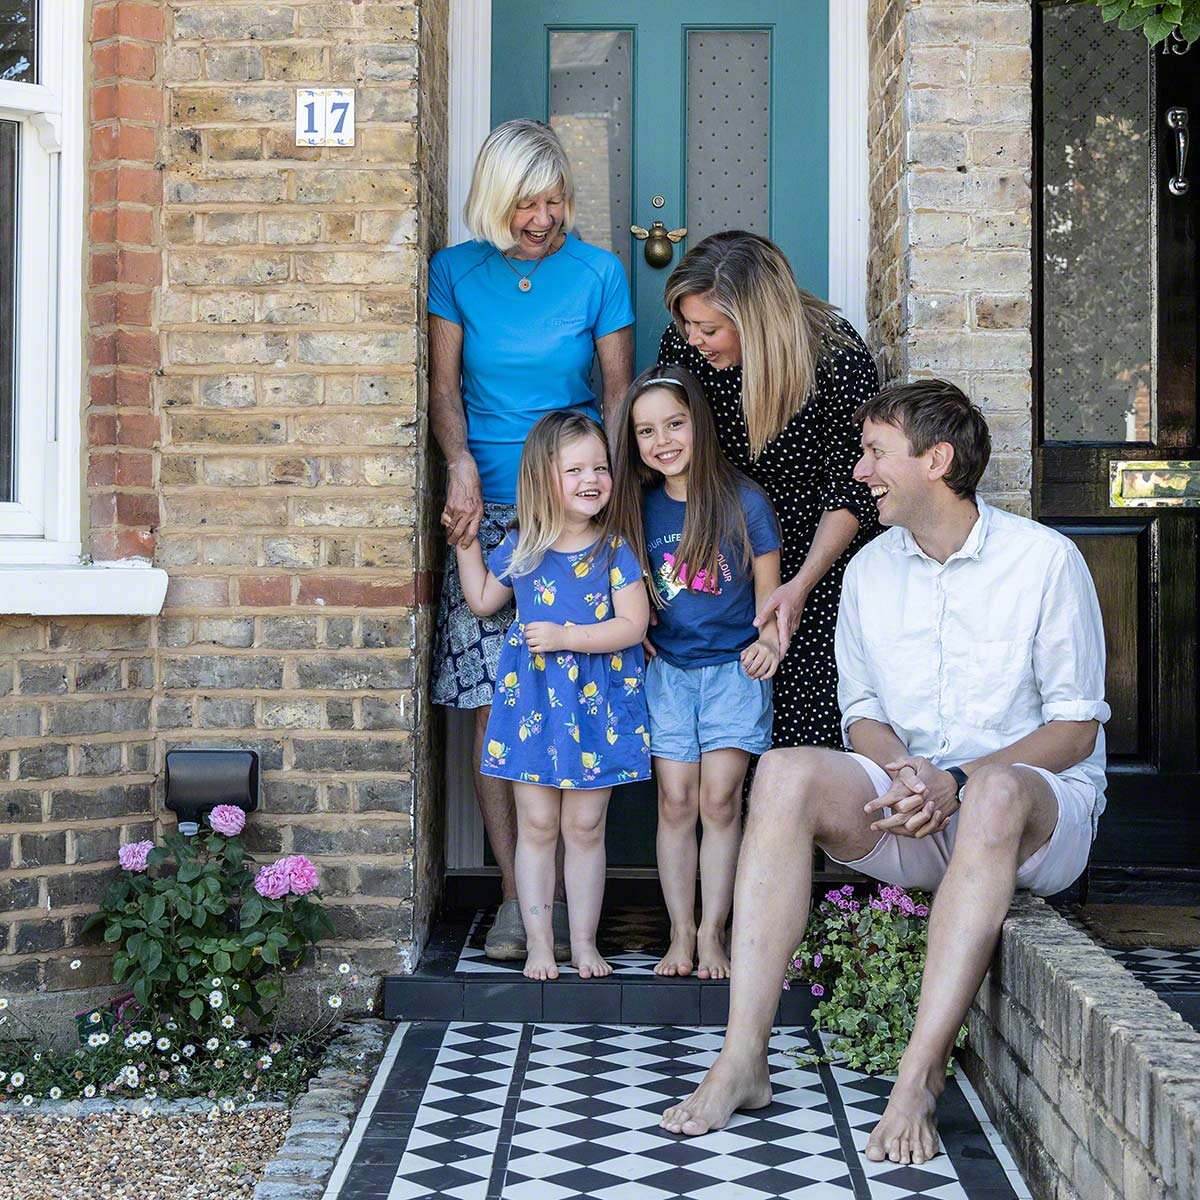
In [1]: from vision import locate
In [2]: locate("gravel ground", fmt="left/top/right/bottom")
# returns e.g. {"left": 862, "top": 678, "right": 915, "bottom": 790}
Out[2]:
{"left": 0, "top": 1108, "right": 292, "bottom": 1200}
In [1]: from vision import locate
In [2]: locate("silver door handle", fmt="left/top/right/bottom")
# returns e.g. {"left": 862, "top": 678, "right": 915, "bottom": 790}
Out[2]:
{"left": 1167, "top": 107, "right": 1189, "bottom": 197}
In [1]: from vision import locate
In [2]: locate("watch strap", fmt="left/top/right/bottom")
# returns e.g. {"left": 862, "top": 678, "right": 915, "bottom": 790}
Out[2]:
{"left": 945, "top": 765, "right": 969, "bottom": 796}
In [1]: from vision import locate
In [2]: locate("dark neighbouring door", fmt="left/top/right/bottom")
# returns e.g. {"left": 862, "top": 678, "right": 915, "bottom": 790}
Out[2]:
{"left": 1038, "top": 7, "right": 1200, "bottom": 870}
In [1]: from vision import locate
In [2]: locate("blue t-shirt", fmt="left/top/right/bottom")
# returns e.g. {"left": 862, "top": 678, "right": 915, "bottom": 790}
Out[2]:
{"left": 643, "top": 483, "right": 781, "bottom": 667}
{"left": 429, "top": 235, "right": 634, "bottom": 504}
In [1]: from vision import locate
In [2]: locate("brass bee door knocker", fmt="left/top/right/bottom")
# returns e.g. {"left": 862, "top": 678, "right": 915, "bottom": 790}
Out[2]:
{"left": 631, "top": 220, "right": 687, "bottom": 268}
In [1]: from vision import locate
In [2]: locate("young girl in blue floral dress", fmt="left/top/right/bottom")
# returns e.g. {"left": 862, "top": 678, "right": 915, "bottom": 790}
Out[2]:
{"left": 456, "top": 411, "right": 650, "bottom": 981}
{"left": 607, "top": 365, "right": 782, "bottom": 982}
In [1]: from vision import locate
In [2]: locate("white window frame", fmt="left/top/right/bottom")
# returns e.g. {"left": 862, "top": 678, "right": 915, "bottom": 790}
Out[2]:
{"left": 0, "top": 0, "right": 83, "bottom": 563}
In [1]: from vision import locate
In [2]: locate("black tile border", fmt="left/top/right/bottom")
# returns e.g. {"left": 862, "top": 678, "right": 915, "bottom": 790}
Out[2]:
{"left": 940, "top": 1073, "right": 1020, "bottom": 1198}
{"left": 807, "top": 1027, "right": 872, "bottom": 1200}
{"left": 485, "top": 1023, "right": 535, "bottom": 1200}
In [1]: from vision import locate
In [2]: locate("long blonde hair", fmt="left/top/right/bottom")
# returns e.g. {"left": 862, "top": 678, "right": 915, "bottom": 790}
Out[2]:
{"left": 509, "top": 411, "right": 610, "bottom": 578}
{"left": 464, "top": 120, "right": 576, "bottom": 252}
{"left": 664, "top": 231, "right": 845, "bottom": 459}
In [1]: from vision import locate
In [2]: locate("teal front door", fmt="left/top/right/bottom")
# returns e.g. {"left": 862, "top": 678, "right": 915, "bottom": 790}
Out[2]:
{"left": 492, "top": 2, "right": 830, "bottom": 864}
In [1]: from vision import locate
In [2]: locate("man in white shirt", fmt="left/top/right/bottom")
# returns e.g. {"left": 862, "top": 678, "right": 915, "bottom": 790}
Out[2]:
{"left": 661, "top": 379, "right": 1109, "bottom": 1165}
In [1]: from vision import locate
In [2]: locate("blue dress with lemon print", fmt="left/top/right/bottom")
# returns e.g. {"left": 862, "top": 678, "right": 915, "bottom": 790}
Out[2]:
{"left": 480, "top": 532, "right": 651, "bottom": 790}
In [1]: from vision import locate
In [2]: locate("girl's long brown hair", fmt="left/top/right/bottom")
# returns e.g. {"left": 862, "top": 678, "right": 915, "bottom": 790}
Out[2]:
{"left": 604, "top": 365, "right": 762, "bottom": 607}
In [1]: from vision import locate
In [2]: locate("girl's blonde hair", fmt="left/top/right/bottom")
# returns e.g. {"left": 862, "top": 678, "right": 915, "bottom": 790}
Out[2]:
{"left": 664, "top": 231, "right": 846, "bottom": 460}
{"left": 465, "top": 120, "right": 576, "bottom": 252}
{"left": 509, "top": 411, "right": 609, "bottom": 578}
{"left": 603, "top": 366, "right": 767, "bottom": 607}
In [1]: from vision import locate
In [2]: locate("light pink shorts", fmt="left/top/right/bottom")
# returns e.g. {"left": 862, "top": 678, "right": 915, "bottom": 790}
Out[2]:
{"left": 826, "top": 752, "right": 1096, "bottom": 896}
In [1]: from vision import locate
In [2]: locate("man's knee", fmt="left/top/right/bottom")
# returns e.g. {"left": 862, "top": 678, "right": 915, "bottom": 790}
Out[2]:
{"left": 749, "top": 748, "right": 825, "bottom": 825}
{"left": 957, "top": 764, "right": 1029, "bottom": 846}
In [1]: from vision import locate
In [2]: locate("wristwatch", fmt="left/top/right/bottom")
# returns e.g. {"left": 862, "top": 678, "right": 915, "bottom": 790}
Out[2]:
{"left": 945, "top": 765, "right": 969, "bottom": 800}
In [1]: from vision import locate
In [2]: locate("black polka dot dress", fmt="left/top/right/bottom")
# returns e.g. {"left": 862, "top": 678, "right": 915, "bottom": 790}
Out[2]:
{"left": 658, "top": 318, "right": 881, "bottom": 748}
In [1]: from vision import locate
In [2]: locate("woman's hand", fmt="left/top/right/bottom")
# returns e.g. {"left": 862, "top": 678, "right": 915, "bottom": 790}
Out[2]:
{"left": 442, "top": 456, "right": 484, "bottom": 548}
{"left": 524, "top": 622, "right": 566, "bottom": 654}
{"left": 754, "top": 576, "right": 810, "bottom": 659}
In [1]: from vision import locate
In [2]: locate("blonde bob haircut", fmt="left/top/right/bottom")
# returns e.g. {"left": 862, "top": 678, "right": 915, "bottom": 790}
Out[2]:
{"left": 465, "top": 119, "right": 576, "bottom": 252}
{"left": 664, "top": 231, "right": 847, "bottom": 460}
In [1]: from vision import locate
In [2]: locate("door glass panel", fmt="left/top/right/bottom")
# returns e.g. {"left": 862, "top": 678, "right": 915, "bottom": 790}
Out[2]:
{"left": 1041, "top": 6, "right": 1152, "bottom": 443}
{"left": 549, "top": 30, "right": 633, "bottom": 271}
{"left": 686, "top": 30, "right": 771, "bottom": 247}
{"left": 0, "top": 1, "right": 37, "bottom": 83}
{"left": 0, "top": 120, "right": 16, "bottom": 502}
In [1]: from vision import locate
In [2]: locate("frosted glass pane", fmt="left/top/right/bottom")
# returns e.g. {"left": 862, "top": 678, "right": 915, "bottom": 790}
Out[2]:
{"left": 686, "top": 31, "right": 770, "bottom": 246}
{"left": 1042, "top": 6, "right": 1152, "bottom": 443}
{"left": 550, "top": 31, "right": 632, "bottom": 270}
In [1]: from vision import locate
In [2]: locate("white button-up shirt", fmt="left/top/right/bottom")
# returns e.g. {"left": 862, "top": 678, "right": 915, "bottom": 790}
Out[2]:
{"left": 835, "top": 499, "right": 1110, "bottom": 817}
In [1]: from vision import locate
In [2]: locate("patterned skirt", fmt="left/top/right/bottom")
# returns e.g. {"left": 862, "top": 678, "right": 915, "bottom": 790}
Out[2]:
{"left": 431, "top": 502, "right": 518, "bottom": 709}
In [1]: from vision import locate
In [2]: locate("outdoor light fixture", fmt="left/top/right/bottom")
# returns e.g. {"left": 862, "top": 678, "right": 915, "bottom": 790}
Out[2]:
{"left": 164, "top": 748, "right": 260, "bottom": 835}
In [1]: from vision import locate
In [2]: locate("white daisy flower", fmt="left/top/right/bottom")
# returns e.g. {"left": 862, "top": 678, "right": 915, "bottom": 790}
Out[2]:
{"left": 366, "top": 998, "right": 374, "bottom": 1011}
{"left": 10, "top": 1073, "right": 24, "bottom": 1087}
{"left": 88, "top": 1012, "right": 102, "bottom": 1024}
{"left": 88, "top": 1034, "right": 103, "bottom": 1048}
{"left": 156, "top": 1037, "right": 171, "bottom": 1051}
{"left": 256, "top": 1055, "right": 272, "bottom": 1070}
{"left": 182, "top": 1043, "right": 195, "bottom": 1057}
{"left": 138, "top": 1031, "right": 152, "bottom": 1045}
{"left": 70, "top": 959, "right": 82, "bottom": 970}
{"left": 140, "top": 1105, "right": 152, "bottom": 1118}
{"left": 337, "top": 962, "right": 351, "bottom": 974}
{"left": 49, "top": 1087, "right": 62, "bottom": 1099}
{"left": 214, "top": 1059, "right": 225, "bottom": 1069}
{"left": 21, "top": 1095, "right": 33, "bottom": 1106}
{"left": 0, "top": 999, "right": 9, "bottom": 1010}
{"left": 96, "top": 1033, "right": 110, "bottom": 1046}
{"left": 208, "top": 1106, "right": 220, "bottom": 1120}
{"left": 221, "top": 1098, "right": 235, "bottom": 1113}
{"left": 205, "top": 1037, "right": 220, "bottom": 1051}
{"left": 208, "top": 991, "right": 223, "bottom": 1009}
{"left": 124, "top": 1034, "right": 139, "bottom": 1049}
{"left": 327, "top": 995, "right": 342, "bottom": 1009}
{"left": 211, "top": 977, "right": 222, "bottom": 988}
{"left": 236, "top": 1038, "right": 249, "bottom": 1049}
{"left": 170, "top": 1054, "right": 179, "bottom": 1063}
{"left": 0, "top": 1072, "right": 6, "bottom": 1082}
{"left": 83, "top": 1085, "right": 96, "bottom": 1098}
{"left": 220, "top": 1015, "right": 235, "bottom": 1029}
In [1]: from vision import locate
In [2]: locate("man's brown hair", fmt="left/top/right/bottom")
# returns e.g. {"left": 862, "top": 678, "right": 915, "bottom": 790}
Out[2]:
{"left": 855, "top": 379, "right": 991, "bottom": 499}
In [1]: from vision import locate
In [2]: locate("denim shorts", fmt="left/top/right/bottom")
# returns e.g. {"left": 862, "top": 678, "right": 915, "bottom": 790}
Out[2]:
{"left": 645, "top": 655, "right": 774, "bottom": 763}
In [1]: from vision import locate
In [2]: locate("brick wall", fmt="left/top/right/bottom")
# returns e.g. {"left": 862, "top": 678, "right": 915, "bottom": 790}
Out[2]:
{"left": 967, "top": 897, "right": 1200, "bottom": 1200}
{"left": 0, "top": 0, "right": 444, "bottom": 1009}
{"left": 867, "top": 0, "right": 1033, "bottom": 514}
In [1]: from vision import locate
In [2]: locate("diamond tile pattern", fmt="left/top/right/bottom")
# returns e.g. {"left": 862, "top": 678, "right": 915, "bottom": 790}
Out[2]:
{"left": 1106, "top": 946, "right": 1200, "bottom": 990}
{"left": 331, "top": 1022, "right": 1021, "bottom": 1200}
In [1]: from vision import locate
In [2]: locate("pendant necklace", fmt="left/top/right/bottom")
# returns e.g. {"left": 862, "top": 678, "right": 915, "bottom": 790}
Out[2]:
{"left": 499, "top": 241, "right": 554, "bottom": 292}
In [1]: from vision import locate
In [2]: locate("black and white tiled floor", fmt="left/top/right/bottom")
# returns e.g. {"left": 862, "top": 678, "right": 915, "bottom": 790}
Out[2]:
{"left": 1104, "top": 946, "right": 1200, "bottom": 1030}
{"left": 323, "top": 1022, "right": 1030, "bottom": 1200}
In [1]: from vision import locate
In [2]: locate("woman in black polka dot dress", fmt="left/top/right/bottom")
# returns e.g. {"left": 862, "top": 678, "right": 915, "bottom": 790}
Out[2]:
{"left": 657, "top": 231, "right": 879, "bottom": 748}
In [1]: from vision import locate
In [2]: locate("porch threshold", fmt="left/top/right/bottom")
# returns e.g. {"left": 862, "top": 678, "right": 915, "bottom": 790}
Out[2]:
{"left": 383, "top": 906, "right": 815, "bottom": 1026}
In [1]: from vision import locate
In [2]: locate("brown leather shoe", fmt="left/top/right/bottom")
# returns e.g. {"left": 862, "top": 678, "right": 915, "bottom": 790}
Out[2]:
{"left": 483, "top": 899, "right": 526, "bottom": 961}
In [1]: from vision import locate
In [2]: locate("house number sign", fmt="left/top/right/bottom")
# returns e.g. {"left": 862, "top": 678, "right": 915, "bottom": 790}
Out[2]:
{"left": 296, "top": 88, "right": 356, "bottom": 147}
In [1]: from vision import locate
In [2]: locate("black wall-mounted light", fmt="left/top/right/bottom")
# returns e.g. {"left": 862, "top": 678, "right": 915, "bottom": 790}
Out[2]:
{"left": 164, "top": 748, "right": 260, "bottom": 835}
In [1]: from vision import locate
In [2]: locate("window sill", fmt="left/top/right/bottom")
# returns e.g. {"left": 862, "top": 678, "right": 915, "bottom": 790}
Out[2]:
{"left": 0, "top": 561, "right": 169, "bottom": 616}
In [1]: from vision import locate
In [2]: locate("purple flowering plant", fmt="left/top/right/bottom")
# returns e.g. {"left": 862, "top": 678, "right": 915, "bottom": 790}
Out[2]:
{"left": 786, "top": 883, "right": 964, "bottom": 1074}
{"left": 81, "top": 808, "right": 334, "bottom": 1032}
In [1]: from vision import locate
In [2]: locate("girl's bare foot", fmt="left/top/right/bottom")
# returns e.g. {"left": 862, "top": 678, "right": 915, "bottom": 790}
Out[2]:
{"left": 523, "top": 948, "right": 559, "bottom": 981}
{"left": 865, "top": 1076, "right": 942, "bottom": 1164}
{"left": 655, "top": 929, "right": 696, "bottom": 977}
{"left": 660, "top": 1049, "right": 772, "bottom": 1136}
{"left": 696, "top": 927, "right": 731, "bottom": 980}
{"left": 572, "top": 942, "right": 612, "bottom": 979}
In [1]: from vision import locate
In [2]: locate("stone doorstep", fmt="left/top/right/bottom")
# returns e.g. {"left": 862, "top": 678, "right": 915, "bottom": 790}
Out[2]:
{"left": 0, "top": 1019, "right": 394, "bottom": 1200}
{"left": 966, "top": 895, "right": 1200, "bottom": 1200}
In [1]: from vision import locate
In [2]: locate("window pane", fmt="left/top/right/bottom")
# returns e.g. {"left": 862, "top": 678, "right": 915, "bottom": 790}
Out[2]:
{"left": 0, "top": 120, "right": 15, "bottom": 502}
{"left": 1041, "top": 5, "right": 1152, "bottom": 443}
{"left": 549, "top": 30, "right": 633, "bottom": 271}
{"left": 0, "top": 1, "right": 37, "bottom": 83}
{"left": 686, "top": 31, "right": 771, "bottom": 247}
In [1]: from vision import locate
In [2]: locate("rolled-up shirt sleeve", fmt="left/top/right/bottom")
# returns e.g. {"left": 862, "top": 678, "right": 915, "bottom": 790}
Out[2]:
{"left": 1033, "top": 543, "right": 1112, "bottom": 725}
{"left": 835, "top": 557, "right": 888, "bottom": 745}
{"left": 814, "top": 335, "right": 879, "bottom": 529}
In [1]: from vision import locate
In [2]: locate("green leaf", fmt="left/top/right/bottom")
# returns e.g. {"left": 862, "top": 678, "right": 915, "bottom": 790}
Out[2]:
{"left": 1101, "top": 0, "right": 1132, "bottom": 17}
{"left": 1143, "top": 12, "right": 1177, "bottom": 40}
{"left": 133, "top": 976, "right": 151, "bottom": 1007}
{"left": 141, "top": 940, "right": 162, "bottom": 973}
{"left": 177, "top": 862, "right": 201, "bottom": 884}
{"left": 176, "top": 963, "right": 189, "bottom": 982}
{"left": 240, "top": 897, "right": 263, "bottom": 928}
{"left": 1182, "top": 12, "right": 1200, "bottom": 41}
{"left": 213, "top": 950, "right": 232, "bottom": 974}
{"left": 145, "top": 896, "right": 166, "bottom": 925}
{"left": 103, "top": 923, "right": 124, "bottom": 943}
{"left": 261, "top": 942, "right": 280, "bottom": 966}
{"left": 189, "top": 996, "right": 204, "bottom": 1020}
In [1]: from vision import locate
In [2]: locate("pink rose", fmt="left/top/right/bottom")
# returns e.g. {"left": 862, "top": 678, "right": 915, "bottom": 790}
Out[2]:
{"left": 253, "top": 863, "right": 289, "bottom": 900}
{"left": 279, "top": 855, "right": 319, "bottom": 896}
{"left": 208, "top": 805, "right": 246, "bottom": 836}
{"left": 118, "top": 840, "right": 155, "bottom": 873}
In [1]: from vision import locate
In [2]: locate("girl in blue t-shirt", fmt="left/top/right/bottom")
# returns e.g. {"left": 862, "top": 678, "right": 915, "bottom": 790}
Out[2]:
{"left": 455, "top": 411, "right": 651, "bottom": 982}
{"left": 606, "top": 365, "right": 782, "bottom": 981}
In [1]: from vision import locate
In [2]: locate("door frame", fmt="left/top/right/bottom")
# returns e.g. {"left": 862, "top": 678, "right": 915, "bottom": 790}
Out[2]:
{"left": 443, "top": 0, "right": 870, "bottom": 869}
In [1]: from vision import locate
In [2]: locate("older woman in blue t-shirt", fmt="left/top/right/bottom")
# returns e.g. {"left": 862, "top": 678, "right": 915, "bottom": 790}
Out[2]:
{"left": 429, "top": 119, "right": 634, "bottom": 960}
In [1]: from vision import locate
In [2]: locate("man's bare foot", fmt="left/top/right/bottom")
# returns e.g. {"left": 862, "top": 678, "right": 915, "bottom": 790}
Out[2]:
{"left": 523, "top": 948, "right": 559, "bottom": 981}
{"left": 660, "top": 1050, "right": 772, "bottom": 1136}
{"left": 695, "top": 927, "right": 730, "bottom": 980}
{"left": 655, "top": 929, "right": 696, "bottom": 977}
{"left": 865, "top": 1077, "right": 942, "bottom": 1165}
{"left": 572, "top": 942, "right": 612, "bottom": 979}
